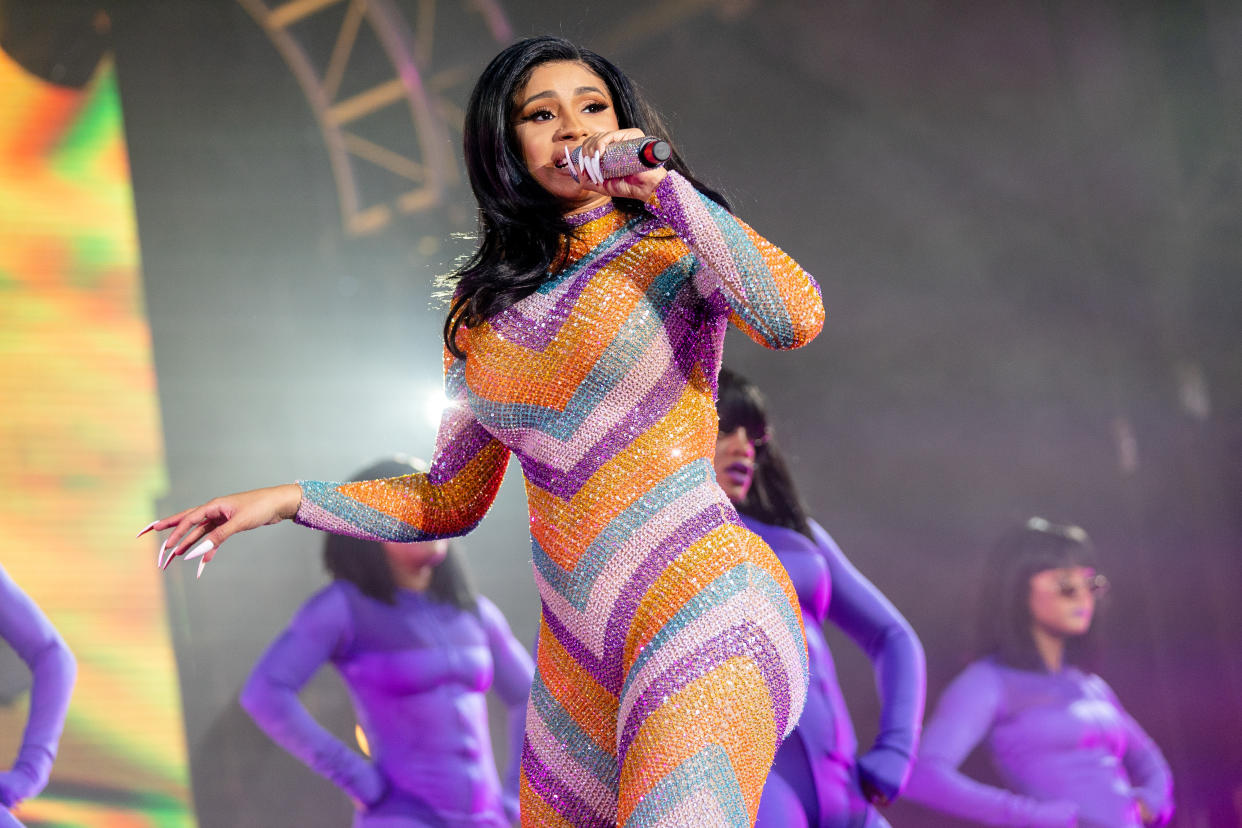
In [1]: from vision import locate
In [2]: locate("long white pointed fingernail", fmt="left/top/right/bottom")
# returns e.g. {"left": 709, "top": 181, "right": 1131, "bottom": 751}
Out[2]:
{"left": 137, "top": 520, "right": 159, "bottom": 539}
{"left": 196, "top": 558, "right": 207, "bottom": 579}
{"left": 183, "top": 539, "right": 214, "bottom": 562}
{"left": 564, "top": 146, "right": 576, "bottom": 179}
{"left": 157, "top": 537, "right": 174, "bottom": 570}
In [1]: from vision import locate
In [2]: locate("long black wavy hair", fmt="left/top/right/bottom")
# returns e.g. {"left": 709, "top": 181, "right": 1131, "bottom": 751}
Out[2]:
{"left": 976, "top": 518, "right": 1102, "bottom": 672}
{"left": 322, "top": 457, "right": 478, "bottom": 613}
{"left": 443, "top": 35, "right": 727, "bottom": 357}
{"left": 716, "top": 367, "right": 813, "bottom": 539}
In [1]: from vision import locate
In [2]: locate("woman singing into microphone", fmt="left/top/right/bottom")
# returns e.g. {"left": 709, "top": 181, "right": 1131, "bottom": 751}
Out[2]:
{"left": 714, "top": 368, "right": 925, "bottom": 828}
{"left": 147, "top": 35, "right": 824, "bottom": 827}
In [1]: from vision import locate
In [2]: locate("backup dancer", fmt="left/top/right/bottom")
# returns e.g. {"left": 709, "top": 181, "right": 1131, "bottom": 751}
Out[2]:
{"left": 904, "top": 519, "right": 1174, "bottom": 827}
{"left": 241, "top": 458, "right": 533, "bottom": 827}
{"left": 714, "top": 368, "right": 925, "bottom": 828}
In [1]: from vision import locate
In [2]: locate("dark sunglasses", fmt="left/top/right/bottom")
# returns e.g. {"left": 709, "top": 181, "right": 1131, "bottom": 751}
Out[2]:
{"left": 1055, "top": 573, "right": 1110, "bottom": 599}
{"left": 717, "top": 419, "right": 772, "bottom": 448}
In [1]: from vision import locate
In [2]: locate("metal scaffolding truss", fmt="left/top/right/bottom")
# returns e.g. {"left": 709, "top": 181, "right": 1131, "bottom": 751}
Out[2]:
{"left": 237, "top": 0, "right": 511, "bottom": 236}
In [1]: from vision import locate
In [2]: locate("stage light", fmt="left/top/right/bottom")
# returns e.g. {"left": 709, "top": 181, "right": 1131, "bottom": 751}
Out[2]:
{"left": 421, "top": 385, "right": 452, "bottom": 429}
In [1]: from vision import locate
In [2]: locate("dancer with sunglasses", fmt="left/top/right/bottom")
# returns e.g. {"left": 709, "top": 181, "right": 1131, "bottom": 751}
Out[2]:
{"left": 144, "top": 35, "right": 823, "bottom": 827}
{"left": 904, "top": 519, "right": 1174, "bottom": 827}
{"left": 714, "top": 368, "right": 925, "bottom": 828}
{"left": 0, "top": 565, "right": 77, "bottom": 827}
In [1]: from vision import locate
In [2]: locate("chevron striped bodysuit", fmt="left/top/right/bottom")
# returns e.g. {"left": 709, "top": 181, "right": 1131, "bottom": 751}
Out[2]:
{"left": 295, "top": 171, "right": 825, "bottom": 827}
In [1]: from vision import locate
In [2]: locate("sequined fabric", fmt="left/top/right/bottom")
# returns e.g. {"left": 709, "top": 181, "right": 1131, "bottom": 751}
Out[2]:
{"left": 296, "top": 171, "right": 824, "bottom": 827}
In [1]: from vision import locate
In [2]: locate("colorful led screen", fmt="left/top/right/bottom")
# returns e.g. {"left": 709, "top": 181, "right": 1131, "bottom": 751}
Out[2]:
{"left": 0, "top": 47, "right": 193, "bottom": 827}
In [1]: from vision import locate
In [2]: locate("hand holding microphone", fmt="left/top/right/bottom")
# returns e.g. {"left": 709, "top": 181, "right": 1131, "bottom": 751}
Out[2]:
{"left": 565, "top": 135, "right": 670, "bottom": 185}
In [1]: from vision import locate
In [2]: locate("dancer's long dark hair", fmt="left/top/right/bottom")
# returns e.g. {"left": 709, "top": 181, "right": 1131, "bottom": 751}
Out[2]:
{"left": 976, "top": 518, "right": 1101, "bottom": 672}
{"left": 322, "top": 457, "right": 478, "bottom": 613}
{"left": 716, "top": 367, "right": 813, "bottom": 539}
{"left": 443, "top": 35, "right": 727, "bottom": 357}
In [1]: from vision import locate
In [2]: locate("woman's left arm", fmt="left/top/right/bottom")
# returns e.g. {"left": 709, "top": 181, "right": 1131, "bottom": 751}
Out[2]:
{"left": 812, "top": 521, "right": 926, "bottom": 802}
{"left": 0, "top": 565, "right": 77, "bottom": 809}
{"left": 1096, "top": 678, "right": 1174, "bottom": 825}
{"left": 478, "top": 596, "right": 534, "bottom": 824}
{"left": 643, "top": 171, "right": 825, "bottom": 351}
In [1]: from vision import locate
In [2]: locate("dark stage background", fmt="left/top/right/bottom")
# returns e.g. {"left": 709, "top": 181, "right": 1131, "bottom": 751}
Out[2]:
{"left": 23, "top": 0, "right": 1242, "bottom": 825}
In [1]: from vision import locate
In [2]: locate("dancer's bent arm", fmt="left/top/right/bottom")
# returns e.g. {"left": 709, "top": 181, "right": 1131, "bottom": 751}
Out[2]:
{"left": 1097, "top": 678, "right": 1173, "bottom": 825}
{"left": 811, "top": 521, "right": 925, "bottom": 802}
{"left": 479, "top": 596, "right": 535, "bottom": 823}
{"left": 0, "top": 566, "right": 77, "bottom": 809}
{"left": 240, "top": 585, "right": 385, "bottom": 809}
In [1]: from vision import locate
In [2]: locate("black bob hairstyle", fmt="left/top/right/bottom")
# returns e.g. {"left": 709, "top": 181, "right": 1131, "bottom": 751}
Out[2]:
{"left": 322, "top": 457, "right": 478, "bottom": 612}
{"left": 715, "top": 367, "right": 813, "bottom": 539}
{"left": 443, "top": 35, "right": 727, "bottom": 357}
{"left": 975, "top": 517, "right": 1102, "bottom": 672}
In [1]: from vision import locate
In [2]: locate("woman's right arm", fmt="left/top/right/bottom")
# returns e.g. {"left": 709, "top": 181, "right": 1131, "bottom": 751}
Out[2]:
{"left": 294, "top": 350, "right": 510, "bottom": 542}
{"left": 239, "top": 585, "right": 385, "bottom": 809}
{"left": 904, "top": 662, "right": 1078, "bottom": 827}
{"left": 150, "top": 346, "right": 511, "bottom": 566}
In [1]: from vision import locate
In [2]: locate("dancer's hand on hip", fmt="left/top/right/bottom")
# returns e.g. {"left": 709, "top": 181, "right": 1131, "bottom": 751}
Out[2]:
{"left": 857, "top": 744, "right": 912, "bottom": 805}
{"left": 0, "top": 766, "right": 38, "bottom": 808}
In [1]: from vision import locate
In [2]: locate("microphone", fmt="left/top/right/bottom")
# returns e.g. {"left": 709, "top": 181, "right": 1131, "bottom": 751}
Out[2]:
{"left": 566, "top": 137, "right": 671, "bottom": 184}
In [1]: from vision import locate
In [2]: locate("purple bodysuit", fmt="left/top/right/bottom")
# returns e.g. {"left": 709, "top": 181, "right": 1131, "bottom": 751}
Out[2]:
{"left": 0, "top": 564, "right": 76, "bottom": 820}
{"left": 905, "top": 658, "right": 1174, "bottom": 827}
{"left": 241, "top": 581, "right": 533, "bottom": 827}
{"left": 743, "top": 518, "right": 925, "bottom": 828}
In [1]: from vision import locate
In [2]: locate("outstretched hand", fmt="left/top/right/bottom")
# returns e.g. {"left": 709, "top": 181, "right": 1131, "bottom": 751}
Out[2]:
{"left": 137, "top": 484, "right": 302, "bottom": 575}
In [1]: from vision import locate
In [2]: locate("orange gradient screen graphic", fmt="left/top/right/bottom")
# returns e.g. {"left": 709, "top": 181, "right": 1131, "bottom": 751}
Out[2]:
{"left": 0, "top": 49, "right": 193, "bottom": 825}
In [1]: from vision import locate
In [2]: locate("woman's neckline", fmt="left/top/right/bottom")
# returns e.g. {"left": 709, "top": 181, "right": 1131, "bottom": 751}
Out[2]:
{"left": 565, "top": 199, "right": 616, "bottom": 226}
